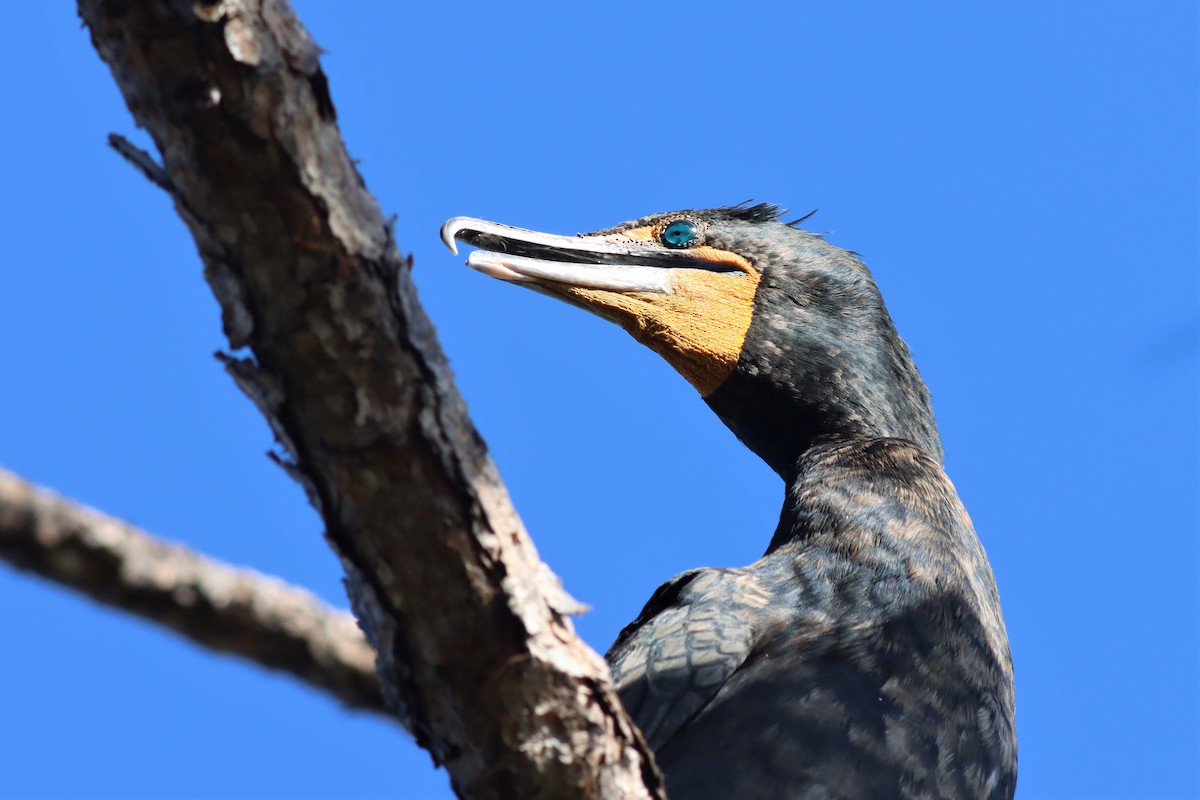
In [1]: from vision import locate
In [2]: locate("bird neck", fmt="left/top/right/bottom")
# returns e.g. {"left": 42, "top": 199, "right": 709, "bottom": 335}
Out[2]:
{"left": 762, "top": 437, "right": 950, "bottom": 555}
{"left": 704, "top": 310, "right": 943, "bottom": 479}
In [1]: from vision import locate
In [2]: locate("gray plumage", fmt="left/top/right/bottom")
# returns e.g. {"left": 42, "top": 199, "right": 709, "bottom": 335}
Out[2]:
{"left": 602, "top": 207, "right": 1015, "bottom": 799}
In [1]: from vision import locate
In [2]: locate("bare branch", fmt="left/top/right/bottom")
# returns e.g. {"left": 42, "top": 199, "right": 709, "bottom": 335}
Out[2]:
{"left": 0, "top": 467, "right": 382, "bottom": 714}
{"left": 75, "top": 2, "right": 663, "bottom": 799}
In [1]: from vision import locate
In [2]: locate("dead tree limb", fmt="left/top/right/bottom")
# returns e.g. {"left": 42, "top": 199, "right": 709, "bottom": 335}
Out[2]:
{"left": 0, "top": 467, "right": 382, "bottom": 714}
{"left": 74, "top": 1, "right": 663, "bottom": 798}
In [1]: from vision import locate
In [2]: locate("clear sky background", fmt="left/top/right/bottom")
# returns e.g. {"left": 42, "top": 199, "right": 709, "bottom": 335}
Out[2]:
{"left": 1, "top": 3, "right": 1196, "bottom": 799}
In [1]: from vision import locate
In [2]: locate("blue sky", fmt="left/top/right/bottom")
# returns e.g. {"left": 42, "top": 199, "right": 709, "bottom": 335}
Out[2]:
{"left": 1, "top": 3, "right": 1196, "bottom": 798}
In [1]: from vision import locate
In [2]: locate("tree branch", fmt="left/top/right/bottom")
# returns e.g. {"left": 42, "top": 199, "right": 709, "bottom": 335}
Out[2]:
{"left": 0, "top": 467, "right": 382, "bottom": 714}
{"left": 75, "top": 2, "right": 663, "bottom": 799}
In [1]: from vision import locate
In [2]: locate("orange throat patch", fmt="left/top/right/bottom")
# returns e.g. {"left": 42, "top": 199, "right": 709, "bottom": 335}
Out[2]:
{"left": 561, "top": 267, "right": 760, "bottom": 397}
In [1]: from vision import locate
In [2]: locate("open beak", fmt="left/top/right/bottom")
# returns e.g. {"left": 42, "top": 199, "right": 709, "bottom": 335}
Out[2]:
{"left": 439, "top": 214, "right": 761, "bottom": 396}
{"left": 440, "top": 216, "right": 743, "bottom": 295}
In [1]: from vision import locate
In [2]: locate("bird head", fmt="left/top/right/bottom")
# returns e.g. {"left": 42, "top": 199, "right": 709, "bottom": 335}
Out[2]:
{"left": 442, "top": 204, "right": 941, "bottom": 477}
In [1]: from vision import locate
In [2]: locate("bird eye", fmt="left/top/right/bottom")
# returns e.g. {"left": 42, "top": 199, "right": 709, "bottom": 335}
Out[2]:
{"left": 662, "top": 220, "right": 699, "bottom": 248}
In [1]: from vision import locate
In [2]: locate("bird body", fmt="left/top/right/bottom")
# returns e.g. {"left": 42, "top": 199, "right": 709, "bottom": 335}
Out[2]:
{"left": 608, "top": 437, "right": 1013, "bottom": 800}
{"left": 443, "top": 205, "right": 1015, "bottom": 799}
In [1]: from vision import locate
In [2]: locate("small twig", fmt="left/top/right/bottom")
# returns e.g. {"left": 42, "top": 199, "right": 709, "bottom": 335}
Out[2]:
{"left": 107, "top": 133, "right": 174, "bottom": 193}
{"left": 0, "top": 467, "right": 385, "bottom": 716}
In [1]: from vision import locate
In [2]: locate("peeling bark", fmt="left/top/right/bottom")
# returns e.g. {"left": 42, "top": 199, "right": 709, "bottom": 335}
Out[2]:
{"left": 74, "top": 1, "right": 663, "bottom": 798}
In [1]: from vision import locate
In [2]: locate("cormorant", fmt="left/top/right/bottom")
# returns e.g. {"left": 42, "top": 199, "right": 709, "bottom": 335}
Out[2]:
{"left": 442, "top": 205, "right": 1016, "bottom": 800}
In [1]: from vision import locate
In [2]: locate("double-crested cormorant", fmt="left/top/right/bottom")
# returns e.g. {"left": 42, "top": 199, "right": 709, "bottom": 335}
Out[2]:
{"left": 442, "top": 205, "right": 1016, "bottom": 800}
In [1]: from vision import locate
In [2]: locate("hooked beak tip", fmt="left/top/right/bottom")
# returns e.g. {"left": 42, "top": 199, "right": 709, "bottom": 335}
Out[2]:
{"left": 439, "top": 218, "right": 462, "bottom": 256}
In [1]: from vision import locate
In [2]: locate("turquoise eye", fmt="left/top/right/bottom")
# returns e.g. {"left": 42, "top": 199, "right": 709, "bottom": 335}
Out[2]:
{"left": 662, "top": 220, "right": 699, "bottom": 248}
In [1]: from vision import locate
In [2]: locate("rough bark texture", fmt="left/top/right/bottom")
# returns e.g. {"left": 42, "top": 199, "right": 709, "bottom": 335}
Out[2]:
{"left": 75, "top": 1, "right": 664, "bottom": 799}
{"left": 0, "top": 467, "right": 382, "bottom": 714}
